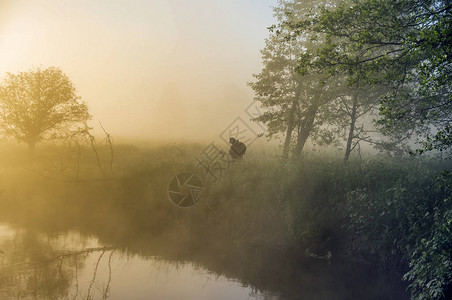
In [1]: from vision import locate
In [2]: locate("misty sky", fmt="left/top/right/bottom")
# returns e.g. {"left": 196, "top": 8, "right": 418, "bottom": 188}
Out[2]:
{"left": 0, "top": 0, "right": 278, "bottom": 141}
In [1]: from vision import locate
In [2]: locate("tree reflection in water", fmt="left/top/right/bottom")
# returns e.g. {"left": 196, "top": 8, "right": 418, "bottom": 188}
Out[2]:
{"left": 0, "top": 226, "right": 114, "bottom": 300}
{"left": 0, "top": 225, "right": 276, "bottom": 300}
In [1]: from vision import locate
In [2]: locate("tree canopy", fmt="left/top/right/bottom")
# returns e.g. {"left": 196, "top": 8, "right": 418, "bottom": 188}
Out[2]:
{"left": 251, "top": 0, "right": 402, "bottom": 162}
{"left": 0, "top": 67, "right": 91, "bottom": 152}
{"left": 291, "top": 0, "right": 452, "bottom": 156}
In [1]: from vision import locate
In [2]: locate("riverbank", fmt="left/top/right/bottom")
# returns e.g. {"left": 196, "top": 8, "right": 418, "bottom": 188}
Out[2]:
{"left": 0, "top": 143, "right": 450, "bottom": 299}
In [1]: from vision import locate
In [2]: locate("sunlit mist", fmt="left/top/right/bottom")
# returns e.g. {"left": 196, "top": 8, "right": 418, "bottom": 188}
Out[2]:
{"left": 0, "top": 0, "right": 276, "bottom": 141}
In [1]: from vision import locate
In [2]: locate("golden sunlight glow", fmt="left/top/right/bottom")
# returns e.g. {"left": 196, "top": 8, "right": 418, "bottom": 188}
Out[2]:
{"left": 0, "top": 0, "right": 277, "bottom": 141}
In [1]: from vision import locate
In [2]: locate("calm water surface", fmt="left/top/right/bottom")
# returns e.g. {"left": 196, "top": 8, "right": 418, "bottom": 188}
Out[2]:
{"left": 0, "top": 223, "right": 276, "bottom": 300}
{"left": 0, "top": 222, "right": 408, "bottom": 300}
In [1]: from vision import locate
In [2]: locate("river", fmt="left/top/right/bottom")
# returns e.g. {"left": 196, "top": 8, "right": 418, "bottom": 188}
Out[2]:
{"left": 0, "top": 222, "right": 408, "bottom": 300}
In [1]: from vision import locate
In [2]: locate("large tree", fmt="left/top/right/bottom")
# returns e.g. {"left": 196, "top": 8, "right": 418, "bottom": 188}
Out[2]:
{"left": 0, "top": 67, "right": 91, "bottom": 152}
{"left": 248, "top": 25, "right": 304, "bottom": 160}
{"left": 260, "top": 0, "right": 391, "bottom": 162}
{"left": 250, "top": 0, "right": 340, "bottom": 160}
{"left": 297, "top": 0, "right": 452, "bottom": 156}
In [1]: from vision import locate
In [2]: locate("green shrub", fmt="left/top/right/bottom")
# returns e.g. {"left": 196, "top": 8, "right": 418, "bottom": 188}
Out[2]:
{"left": 403, "top": 172, "right": 452, "bottom": 300}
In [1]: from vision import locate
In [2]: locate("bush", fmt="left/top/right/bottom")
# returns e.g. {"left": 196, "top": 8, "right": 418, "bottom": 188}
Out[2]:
{"left": 403, "top": 172, "right": 452, "bottom": 300}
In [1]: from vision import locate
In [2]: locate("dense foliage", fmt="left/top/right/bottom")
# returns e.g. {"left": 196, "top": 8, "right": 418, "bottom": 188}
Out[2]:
{"left": 289, "top": 0, "right": 452, "bottom": 156}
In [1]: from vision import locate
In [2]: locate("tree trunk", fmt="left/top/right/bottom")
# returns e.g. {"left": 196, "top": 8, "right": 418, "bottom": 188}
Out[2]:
{"left": 344, "top": 93, "right": 359, "bottom": 164}
{"left": 282, "top": 91, "right": 301, "bottom": 161}
{"left": 27, "top": 141, "right": 36, "bottom": 158}
{"left": 26, "top": 133, "right": 39, "bottom": 158}
{"left": 293, "top": 104, "right": 318, "bottom": 158}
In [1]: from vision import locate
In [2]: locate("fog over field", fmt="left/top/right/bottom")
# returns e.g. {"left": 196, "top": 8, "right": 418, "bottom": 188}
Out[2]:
{"left": 0, "top": 1, "right": 450, "bottom": 299}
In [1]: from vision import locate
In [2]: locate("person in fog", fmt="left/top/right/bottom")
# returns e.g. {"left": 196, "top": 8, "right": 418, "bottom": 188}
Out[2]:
{"left": 229, "top": 137, "right": 246, "bottom": 159}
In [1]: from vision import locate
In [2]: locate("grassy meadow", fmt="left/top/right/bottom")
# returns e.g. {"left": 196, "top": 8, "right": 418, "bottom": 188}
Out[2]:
{"left": 0, "top": 141, "right": 451, "bottom": 299}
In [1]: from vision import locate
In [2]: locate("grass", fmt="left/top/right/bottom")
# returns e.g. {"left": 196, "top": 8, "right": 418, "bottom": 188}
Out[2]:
{"left": 0, "top": 141, "right": 450, "bottom": 299}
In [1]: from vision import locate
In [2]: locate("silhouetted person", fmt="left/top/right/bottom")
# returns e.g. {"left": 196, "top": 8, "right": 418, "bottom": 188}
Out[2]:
{"left": 229, "top": 137, "right": 246, "bottom": 159}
